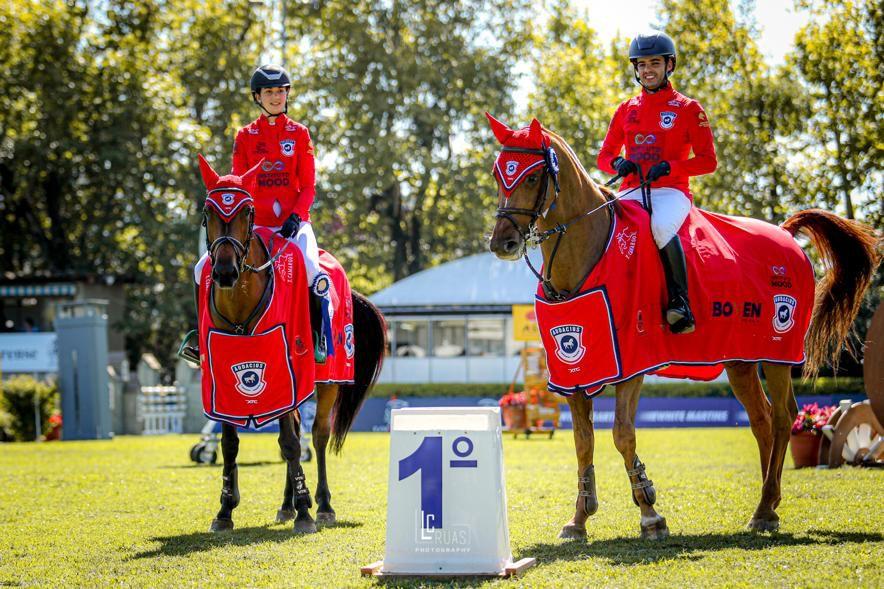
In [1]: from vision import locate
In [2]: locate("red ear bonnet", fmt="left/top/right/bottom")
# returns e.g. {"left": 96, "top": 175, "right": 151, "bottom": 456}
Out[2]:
{"left": 487, "top": 115, "right": 553, "bottom": 197}
{"left": 199, "top": 154, "right": 257, "bottom": 222}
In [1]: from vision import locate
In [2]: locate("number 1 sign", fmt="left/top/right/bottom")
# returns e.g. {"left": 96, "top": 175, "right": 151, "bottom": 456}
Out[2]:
{"left": 363, "top": 407, "right": 534, "bottom": 577}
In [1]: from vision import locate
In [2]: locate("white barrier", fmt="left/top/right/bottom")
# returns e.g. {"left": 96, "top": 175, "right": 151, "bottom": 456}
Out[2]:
{"left": 363, "top": 407, "right": 534, "bottom": 578}
{"left": 138, "top": 386, "right": 186, "bottom": 435}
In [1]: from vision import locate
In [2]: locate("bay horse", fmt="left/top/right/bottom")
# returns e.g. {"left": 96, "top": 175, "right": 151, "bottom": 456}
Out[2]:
{"left": 486, "top": 115, "right": 879, "bottom": 539}
{"left": 195, "top": 156, "right": 385, "bottom": 533}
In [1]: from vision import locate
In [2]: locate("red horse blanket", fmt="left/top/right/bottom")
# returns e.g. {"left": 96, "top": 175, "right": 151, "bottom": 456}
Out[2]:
{"left": 199, "top": 228, "right": 314, "bottom": 426}
{"left": 314, "top": 250, "right": 356, "bottom": 384}
{"left": 535, "top": 201, "right": 815, "bottom": 395}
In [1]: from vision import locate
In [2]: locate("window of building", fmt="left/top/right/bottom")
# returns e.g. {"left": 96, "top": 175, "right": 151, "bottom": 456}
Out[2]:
{"left": 467, "top": 318, "right": 506, "bottom": 356}
{"left": 393, "top": 320, "right": 429, "bottom": 357}
{"left": 432, "top": 319, "right": 466, "bottom": 357}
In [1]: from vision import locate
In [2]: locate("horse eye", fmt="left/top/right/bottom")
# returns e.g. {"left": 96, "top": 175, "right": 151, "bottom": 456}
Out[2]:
{"left": 526, "top": 174, "right": 539, "bottom": 184}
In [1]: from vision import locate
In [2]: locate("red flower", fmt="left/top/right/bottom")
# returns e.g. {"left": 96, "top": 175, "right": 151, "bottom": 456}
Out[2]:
{"left": 791, "top": 403, "right": 836, "bottom": 435}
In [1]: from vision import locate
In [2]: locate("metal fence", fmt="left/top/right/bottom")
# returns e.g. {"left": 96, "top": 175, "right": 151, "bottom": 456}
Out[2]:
{"left": 138, "top": 386, "right": 187, "bottom": 434}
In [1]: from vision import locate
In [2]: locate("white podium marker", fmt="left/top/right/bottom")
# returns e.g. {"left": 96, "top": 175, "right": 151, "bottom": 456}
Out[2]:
{"left": 362, "top": 407, "right": 535, "bottom": 578}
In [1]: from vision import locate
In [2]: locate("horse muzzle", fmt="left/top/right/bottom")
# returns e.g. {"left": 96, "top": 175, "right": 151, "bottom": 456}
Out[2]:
{"left": 489, "top": 226, "right": 525, "bottom": 260}
{"left": 212, "top": 263, "right": 240, "bottom": 289}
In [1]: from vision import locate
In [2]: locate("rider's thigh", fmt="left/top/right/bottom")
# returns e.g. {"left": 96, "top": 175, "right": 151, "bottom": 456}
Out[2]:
{"left": 649, "top": 188, "right": 691, "bottom": 248}
{"left": 294, "top": 222, "right": 322, "bottom": 282}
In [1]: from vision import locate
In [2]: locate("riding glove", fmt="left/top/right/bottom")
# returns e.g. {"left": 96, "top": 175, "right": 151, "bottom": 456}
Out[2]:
{"left": 278, "top": 213, "right": 302, "bottom": 239}
{"left": 647, "top": 161, "right": 671, "bottom": 182}
{"left": 611, "top": 156, "right": 639, "bottom": 178}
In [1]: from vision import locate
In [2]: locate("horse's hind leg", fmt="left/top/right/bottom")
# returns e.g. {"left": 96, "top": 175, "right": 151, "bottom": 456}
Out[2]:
{"left": 559, "top": 393, "right": 597, "bottom": 540}
{"left": 747, "top": 362, "right": 798, "bottom": 532}
{"left": 210, "top": 423, "right": 240, "bottom": 532}
{"left": 313, "top": 384, "right": 337, "bottom": 524}
{"left": 613, "top": 375, "right": 668, "bottom": 540}
{"left": 278, "top": 411, "right": 317, "bottom": 533}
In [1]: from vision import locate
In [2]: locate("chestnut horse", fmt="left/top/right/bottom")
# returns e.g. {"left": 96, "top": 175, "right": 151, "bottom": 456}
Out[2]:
{"left": 487, "top": 116, "right": 879, "bottom": 539}
{"left": 197, "top": 158, "right": 385, "bottom": 533}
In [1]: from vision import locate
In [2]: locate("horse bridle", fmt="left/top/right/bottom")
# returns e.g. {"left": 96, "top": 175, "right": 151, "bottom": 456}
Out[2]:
{"left": 495, "top": 143, "right": 650, "bottom": 301}
{"left": 203, "top": 187, "right": 256, "bottom": 276}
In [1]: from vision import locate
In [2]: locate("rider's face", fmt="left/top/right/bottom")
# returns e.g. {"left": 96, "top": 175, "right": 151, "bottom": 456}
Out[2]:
{"left": 257, "top": 86, "right": 288, "bottom": 115}
{"left": 635, "top": 56, "right": 670, "bottom": 90}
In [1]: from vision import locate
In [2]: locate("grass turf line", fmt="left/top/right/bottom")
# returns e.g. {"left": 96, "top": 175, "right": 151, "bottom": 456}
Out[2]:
{"left": 0, "top": 429, "right": 881, "bottom": 588}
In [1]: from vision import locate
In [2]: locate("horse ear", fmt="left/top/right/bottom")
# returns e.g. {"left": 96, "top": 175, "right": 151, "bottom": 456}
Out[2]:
{"left": 198, "top": 154, "right": 219, "bottom": 191}
{"left": 240, "top": 158, "right": 263, "bottom": 193}
{"left": 529, "top": 118, "right": 545, "bottom": 145}
{"left": 485, "top": 112, "right": 514, "bottom": 145}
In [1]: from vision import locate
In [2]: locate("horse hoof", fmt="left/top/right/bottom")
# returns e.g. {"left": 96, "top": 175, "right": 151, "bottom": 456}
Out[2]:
{"left": 558, "top": 524, "right": 587, "bottom": 540}
{"left": 640, "top": 517, "right": 669, "bottom": 540}
{"left": 210, "top": 518, "right": 234, "bottom": 533}
{"left": 276, "top": 509, "right": 296, "bottom": 524}
{"left": 748, "top": 517, "right": 779, "bottom": 533}
{"left": 294, "top": 517, "right": 318, "bottom": 534}
{"left": 316, "top": 511, "right": 336, "bottom": 525}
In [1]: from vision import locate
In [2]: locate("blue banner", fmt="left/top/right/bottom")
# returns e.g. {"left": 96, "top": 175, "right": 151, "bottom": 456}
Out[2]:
{"left": 216, "top": 394, "right": 864, "bottom": 434}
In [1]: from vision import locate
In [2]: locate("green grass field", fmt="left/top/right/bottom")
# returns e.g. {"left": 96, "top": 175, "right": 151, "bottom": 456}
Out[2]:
{"left": 1, "top": 429, "right": 881, "bottom": 588}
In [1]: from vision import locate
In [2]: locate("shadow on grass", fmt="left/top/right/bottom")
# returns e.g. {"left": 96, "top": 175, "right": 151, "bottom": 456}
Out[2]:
{"left": 521, "top": 529, "right": 884, "bottom": 567}
{"left": 131, "top": 520, "right": 363, "bottom": 559}
{"left": 160, "top": 460, "right": 282, "bottom": 469}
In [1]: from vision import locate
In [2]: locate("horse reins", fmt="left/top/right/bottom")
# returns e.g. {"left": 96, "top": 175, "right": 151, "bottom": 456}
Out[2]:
{"left": 495, "top": 145, "right": 651, "bottom": 301}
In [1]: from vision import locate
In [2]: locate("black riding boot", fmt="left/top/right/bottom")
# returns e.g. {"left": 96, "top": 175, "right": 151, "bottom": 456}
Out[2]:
{"left": 178, "top": 280, "right": 201, "bottom": 365}
{"left": 659, "top": 236, "right": 695, "bottom": 334}
{"left": 309, "top": 292, "right": 328, "bottom": 364}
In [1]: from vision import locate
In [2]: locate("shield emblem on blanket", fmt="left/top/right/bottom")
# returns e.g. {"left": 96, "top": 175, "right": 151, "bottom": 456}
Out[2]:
{"left": 232, "top": 362, "right": 267, "bottom": 396}
{"left": 772, "top": 295, "right": 797, "bottom": 334}
{"left": 551, "top": 325, "right": 586, "bottom": 364}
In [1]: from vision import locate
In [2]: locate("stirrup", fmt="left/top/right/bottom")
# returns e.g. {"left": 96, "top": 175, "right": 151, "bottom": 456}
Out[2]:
{"left": 665, "top": 298, "right": 695, "bottom": 334}
{"left": 313, "top": 330, "right": 328, "bottom": 364}
{"left": 177, "top": 329, "right": 200, "bottom": 367}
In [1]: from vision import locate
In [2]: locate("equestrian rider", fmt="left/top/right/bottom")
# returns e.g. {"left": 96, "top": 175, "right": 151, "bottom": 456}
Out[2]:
{"left": 597, "top": 31, "right": 717, "bottom": 334}
{"left": 194, "top": 64, "right": 332, "bottom": 362}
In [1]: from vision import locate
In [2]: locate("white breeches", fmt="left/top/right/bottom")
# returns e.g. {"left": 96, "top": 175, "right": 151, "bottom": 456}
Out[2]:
{"left": 617, "top": 186, "right": 691, "bottom": 248}
{"left": 194, "top": 221, "right": 324, "bottom": 288}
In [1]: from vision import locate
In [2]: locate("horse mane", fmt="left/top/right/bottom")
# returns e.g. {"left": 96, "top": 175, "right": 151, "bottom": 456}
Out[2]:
{"left": 543, "top": 127, "right": 623, "bottom": 216}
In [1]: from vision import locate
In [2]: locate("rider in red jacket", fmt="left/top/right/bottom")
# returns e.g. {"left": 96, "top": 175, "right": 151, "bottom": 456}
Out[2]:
{"left": 598, "top": 31, "right": 717, "bottom": 334}
{"left": 192, "top": 64, "right": 331, "bottom": 362}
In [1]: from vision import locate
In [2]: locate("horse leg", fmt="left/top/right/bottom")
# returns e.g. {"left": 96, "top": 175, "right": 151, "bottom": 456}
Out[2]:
{"left": 312, "top": 384, "right": 337, "bottom": 524}
{"left": 559, "top": 394, "right": 596, "bottom": 540}
{"left": 613, "top": 375, "right": 668, "bottom": 540}
{"left": 278, "top": 411, "right": 317, "bottom": 533}
{"left": 210, "top": 423, "right": 240, "bottom": 532}
{"left": 747, "top": 362, "right": 798, "bottom": 532}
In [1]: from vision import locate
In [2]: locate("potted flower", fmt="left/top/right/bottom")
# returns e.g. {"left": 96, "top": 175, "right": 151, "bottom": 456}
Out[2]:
{"left": 499, "top": 391, "right": 527, "bottom": 430}
{"left": 790, "top": 403, "right": 836, "bottom": 468}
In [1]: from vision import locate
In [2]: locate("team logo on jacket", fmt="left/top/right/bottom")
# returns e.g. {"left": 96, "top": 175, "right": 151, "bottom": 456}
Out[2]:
{"left": 232, "top": 362, "right": 267, "bottom": 396}
{"left": 344, "top": 324, "right": 355, "bottom": 358}
{"left": 659, "top": 111, "right": 677, "bottom": 129}
{"left": 551, "top": 325, "right": 586, "bottom": 364}
{"left": 772, "top": 294, "right": 797, "bottom": 333}
{"left": 280, "top": 139, "right": 296, "bottom": 157}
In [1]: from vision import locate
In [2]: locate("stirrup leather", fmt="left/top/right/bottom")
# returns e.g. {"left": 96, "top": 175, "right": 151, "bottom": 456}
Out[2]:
{"left": 626, "top": 456, "right": 656, "bottom": 506}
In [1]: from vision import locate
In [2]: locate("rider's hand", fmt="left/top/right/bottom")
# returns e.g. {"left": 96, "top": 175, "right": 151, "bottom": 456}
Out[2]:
{"left": 278, "top": 213, "right": 301, "bottom": 239}
{"left": 647, "top": 161, "right": 671, "bottom": 182}
{"left": 612, "top": 156, "right": 639, "bottom": 178}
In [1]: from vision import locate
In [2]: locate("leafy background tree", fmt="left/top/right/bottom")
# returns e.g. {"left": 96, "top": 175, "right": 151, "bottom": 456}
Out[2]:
{"left": 0, "top": 0, "right": 879, "bottom": 379}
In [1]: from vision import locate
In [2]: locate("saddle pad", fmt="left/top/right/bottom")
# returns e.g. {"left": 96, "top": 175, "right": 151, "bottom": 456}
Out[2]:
{"left": 314, "top": 250, "right": 356, "bottom": 384}
{"left": 535, "top": 201, "right": 815, "bottom": 395}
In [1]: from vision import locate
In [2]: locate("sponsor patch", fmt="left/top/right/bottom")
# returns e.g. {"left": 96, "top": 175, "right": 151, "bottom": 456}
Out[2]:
{"left": 659, "top": 111, "right": 677, "bottom": 129}
{"left": 280, "top": 139, "right": 295, "bottom": 157}
{"left": 616, "top": 227, "right": 637, "bottom": 259}
{"left": 261, "top": 160, "right": 285, "bottom": 172}
{"left": 232, "top": 361, "right": 267, "bottom": 396}
{"left": 551, "top": 325, "right": 586, "bottom": 364}
{"left": 344, "top": 324, "right": 355, "bottom": 358}
{"left": 506, "top": 160, "right": 518, "bottom": 176}
{"left": 221, "top": 192, "right": 235, "bottom": 205}
{"left": 635, "top": 133, "right": 656, "bottom": 145}
{"left": 772, "top": 294, "right": 797, "bottom": 333}
{"left": 285, "top": 122, "right": 297, "bottom": 132}
{"left": 248, "top": 127, "right": 259, "bottom": 135}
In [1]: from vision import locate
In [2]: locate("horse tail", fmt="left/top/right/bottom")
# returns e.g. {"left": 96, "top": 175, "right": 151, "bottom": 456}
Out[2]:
{"left": 330, "top": 291, "right": 386, "bottom": 453}
{"left": 782, "top": 209, "right": 880, "bottom": 379}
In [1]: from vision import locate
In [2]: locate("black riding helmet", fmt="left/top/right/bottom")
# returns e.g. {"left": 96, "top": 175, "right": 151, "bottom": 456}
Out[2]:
{"left": 628, "top": 31, "right": 677, "bottom": 88}
{"left": 250, "top": 64, "right": 291, "bottom": 115}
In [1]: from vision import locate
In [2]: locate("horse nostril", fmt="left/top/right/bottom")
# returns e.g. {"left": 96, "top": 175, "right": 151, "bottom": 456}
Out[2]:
{"left": 504, "top": 240, "right": 519, "bottom": 254}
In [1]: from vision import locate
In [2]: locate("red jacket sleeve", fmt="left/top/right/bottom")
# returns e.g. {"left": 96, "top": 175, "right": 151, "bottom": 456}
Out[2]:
{"left": 295, "top": 126, "right": 316, "bottom": 212}
{"left": 597, "top": 102, "right": 627, "bottom": 174}
{"left": 669, "top": 102, "right": 717, "bottom": 178}
{"left": 231, "top": 128, "right": 249, "bottom": 176}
